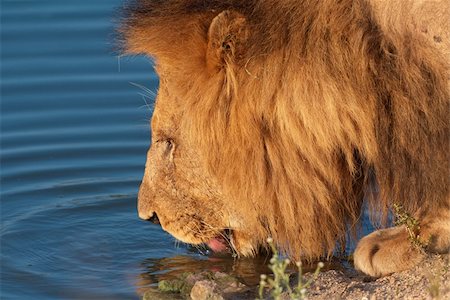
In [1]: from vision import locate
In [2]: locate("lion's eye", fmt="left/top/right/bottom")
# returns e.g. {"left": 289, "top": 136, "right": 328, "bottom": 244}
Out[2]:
{"left": 155, "top": 138, "right": 174, "bottom": 157}
{"left": 165, "top": 139, "right": 174, "bottom": 150}
{"left": 162, "top": 138, "right": 175, "bottom": 157}
{"left": 153, "top": 137, "right": 174, "bottom": 154}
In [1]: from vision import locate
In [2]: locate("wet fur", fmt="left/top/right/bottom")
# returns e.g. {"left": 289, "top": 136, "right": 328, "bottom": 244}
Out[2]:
{"left": 121, "top": 0, "right": 450, "bottom": 276}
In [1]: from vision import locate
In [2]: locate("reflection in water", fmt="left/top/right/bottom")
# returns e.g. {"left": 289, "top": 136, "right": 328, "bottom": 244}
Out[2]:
{"left": 135, "top": 249, "right": 344, "bottom": 296}
{"left": 138, "top": 254, "right": 270, "bottom": 287}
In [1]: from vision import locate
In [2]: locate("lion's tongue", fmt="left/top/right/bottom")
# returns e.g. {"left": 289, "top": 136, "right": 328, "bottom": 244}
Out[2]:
{"left": 206, "top": 237, "right": 228, "bottom": 253}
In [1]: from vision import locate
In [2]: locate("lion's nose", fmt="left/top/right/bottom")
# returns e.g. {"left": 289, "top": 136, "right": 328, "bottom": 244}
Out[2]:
{"left": 148, "top": 212, "right": 160, "bottom": 224}
{"left": 138, "top": 209, "right": 160, "bottom": 225}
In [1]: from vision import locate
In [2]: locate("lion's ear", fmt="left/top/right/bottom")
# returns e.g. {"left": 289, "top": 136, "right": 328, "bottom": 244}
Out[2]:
{"left": 207, "top": 10, "right": 249, "bottom": 69}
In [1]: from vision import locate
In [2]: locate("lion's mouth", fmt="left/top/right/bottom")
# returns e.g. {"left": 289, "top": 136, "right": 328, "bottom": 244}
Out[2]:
{"left": 206, "top": 229, "right": 233, "bottom": 253}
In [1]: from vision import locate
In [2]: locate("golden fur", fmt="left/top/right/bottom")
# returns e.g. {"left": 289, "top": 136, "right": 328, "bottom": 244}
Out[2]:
{"left": 120, "top": 0, "right": 450, "bottom": 277}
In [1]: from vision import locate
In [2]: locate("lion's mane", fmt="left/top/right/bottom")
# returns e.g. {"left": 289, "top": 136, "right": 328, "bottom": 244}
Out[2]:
{"left": 121, "top": 0, "right": 449, "bottom": 260}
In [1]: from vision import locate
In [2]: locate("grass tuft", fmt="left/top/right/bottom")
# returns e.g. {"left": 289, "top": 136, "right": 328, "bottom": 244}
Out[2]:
{"left": 258, "top": 237, "right": 323, "bottom": 299}
{"left": 393, "top": 203, "right": 428, "bottom": 250}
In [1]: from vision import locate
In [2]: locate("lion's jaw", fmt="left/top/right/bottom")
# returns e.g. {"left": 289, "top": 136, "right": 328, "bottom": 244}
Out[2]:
{"left": 138, "top": 183, "right": 261, "bottom": 256}
{"left": 138, "top": 178, "right": 260, "bottom": 255}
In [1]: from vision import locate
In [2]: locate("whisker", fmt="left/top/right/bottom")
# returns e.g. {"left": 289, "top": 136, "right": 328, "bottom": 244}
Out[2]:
{"left": 138, "top": 94, "right": 154, "bottom": 111}
{"left": 117, "top": 55, "right": 122, "bottom": 73}
{"left": 194, "top": 244, "right": 209, "bottom": 256}
{"left": 129, "top": 82, "right": 157, "bottom": 112}
{"left": 130, "top": 82, "right": 157, "bottom": 97}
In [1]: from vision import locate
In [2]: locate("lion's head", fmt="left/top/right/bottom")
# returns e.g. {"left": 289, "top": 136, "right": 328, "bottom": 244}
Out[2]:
{"left": 127, "top": 7, "right": 270, "bottom": 255}
{"left": 121, "top": 0, "right": 450, "bottom": 265}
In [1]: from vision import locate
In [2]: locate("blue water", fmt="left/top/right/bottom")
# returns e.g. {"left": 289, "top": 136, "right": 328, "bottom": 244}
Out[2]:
{"left": 1, "top": 2, "right": 272, "bottom": 299}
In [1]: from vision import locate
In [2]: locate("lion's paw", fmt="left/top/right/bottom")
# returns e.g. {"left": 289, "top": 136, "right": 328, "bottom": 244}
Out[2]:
{"left": 353, "top": 226, "right": 425, "bottom": 277}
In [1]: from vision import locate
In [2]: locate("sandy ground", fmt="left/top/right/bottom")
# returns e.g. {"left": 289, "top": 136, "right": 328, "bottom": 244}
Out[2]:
{"left": 304, "top": 254, "right": 449, "bottom": 300}
{"left": 143, "top": 254, "right": 449, "bottom": 299}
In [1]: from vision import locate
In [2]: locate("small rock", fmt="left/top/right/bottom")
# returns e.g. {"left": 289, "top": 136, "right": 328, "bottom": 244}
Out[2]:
{"left": 190, "top": 280, "right": 224, "bottom": 300}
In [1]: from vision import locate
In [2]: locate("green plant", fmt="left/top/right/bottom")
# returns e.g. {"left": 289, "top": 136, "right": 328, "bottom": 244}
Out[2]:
{"left": 258, "top": 238, "right": 324, "bottom": 300}
{"left": 393, "top": 204, "right": 428, "bottom": 250}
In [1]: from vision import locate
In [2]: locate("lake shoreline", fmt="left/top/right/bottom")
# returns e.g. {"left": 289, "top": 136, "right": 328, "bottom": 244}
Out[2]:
{"left": 144, "top": 254, "right": 449, "bottom": 299}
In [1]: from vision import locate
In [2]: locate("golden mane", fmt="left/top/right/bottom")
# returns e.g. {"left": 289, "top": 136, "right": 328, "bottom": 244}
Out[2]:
{"left": 121, "top": 0, "right": 450, "bottom": 265}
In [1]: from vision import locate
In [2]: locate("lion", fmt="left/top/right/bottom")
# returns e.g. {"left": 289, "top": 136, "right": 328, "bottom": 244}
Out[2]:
{"left": 120, "top": 0, "right": 450, "bottom": 277}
